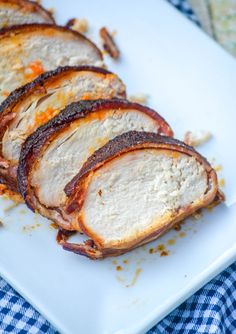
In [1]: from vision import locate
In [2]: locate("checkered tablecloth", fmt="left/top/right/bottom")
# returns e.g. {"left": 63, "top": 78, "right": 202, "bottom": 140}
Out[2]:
{"left": 1, "top": 1, "right": 236, "bottom": 333}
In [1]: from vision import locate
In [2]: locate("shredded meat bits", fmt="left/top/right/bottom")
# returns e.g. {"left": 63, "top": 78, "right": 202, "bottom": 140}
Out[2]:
{"left": 99, "top": 27, "right": 120, "bottom": 59}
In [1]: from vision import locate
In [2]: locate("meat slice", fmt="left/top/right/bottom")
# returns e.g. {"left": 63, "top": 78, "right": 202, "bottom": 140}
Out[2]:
{"left": 0, "top": 0, "right": 54, "bottom": 28}
{"left": 61, "top": 131, "right": 220, "bottom": 259}
{"left": 0, "top": 66, "right": 126, "bottom": 192}
{"left": 0, "top": 24, "right": 103, "bottom": 103}
{"left": 18, "top": 99, "right": 173, "bottom": 230}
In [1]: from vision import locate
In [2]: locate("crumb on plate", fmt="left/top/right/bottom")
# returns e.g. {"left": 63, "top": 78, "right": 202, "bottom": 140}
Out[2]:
{"left": 48, "top": 7, "right": 55, "bottom": 15}
{"left": 116, "top": 265, "right": 123, "bottom": 271}
{"left": 128, "top": 93, "right": 149, "bottom": 104}
{"left": 160, "top": 250, "right": 169, "bottom": 257}
{"left": 214, "top": 165, "right": 222, "bottom": 172}
{"left": 173, "top": 222, "right": 182, "bottom": 231}
{"left": 66, "top": 18, "right": 89, "bottom": 34}
{"left": 184, "top": 130, "right": 212, "bottom": 147}
{"left": 219, "top": 178, "right": 225, "bottom": 187}
{"left": 192, "top": 210, "right": 202, "bottom": 220}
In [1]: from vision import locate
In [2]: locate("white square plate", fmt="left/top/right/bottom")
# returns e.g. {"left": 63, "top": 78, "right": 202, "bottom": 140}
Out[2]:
{"left": 0, "top": 1, "right": 236, "bottom": 333}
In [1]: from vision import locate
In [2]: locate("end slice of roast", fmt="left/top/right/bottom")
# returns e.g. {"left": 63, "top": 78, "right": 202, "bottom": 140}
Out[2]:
{"left": 0, "top": 0, "right": 54, "bottom": 28}
{"left": 61, "top": 131, "right": 221, "bottom": 259}
{"left": 18, "top": 99, "right": 173, "bottom": 230}
{"left": 0, "top": 24, "right": 103, "bottom": 103}
{"left": 0, "top": 66, "right": 126, "bottom": 192}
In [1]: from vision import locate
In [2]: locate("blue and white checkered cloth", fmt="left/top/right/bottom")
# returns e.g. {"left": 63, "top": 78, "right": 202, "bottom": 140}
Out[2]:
{"left": 1, "top": 1, "right": 236, "bottom": 333}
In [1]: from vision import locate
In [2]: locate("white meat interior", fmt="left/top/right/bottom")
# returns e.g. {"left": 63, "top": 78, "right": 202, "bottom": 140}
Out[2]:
{"left": 0, "top": 29, "right": 103, "bottom": 102}
{"left": 0, "top": 7, "right": 51, "bottom": 29}
{"left": 2, "top": 71, "right": 125, "bottom": 163}
{"left": 82, "top": 149, "right": 208, "bottom": 246}
{"left": 31, "top": 110, "right": 159, "bottom": 207}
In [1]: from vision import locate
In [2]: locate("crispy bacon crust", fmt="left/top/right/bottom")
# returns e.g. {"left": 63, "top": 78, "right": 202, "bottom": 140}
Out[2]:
{"left": 60, "top": 131, "right": 220, "bottom": 259}
{"left": 99, "top": 27, "right": 120, "bottom": 59}
{"left": 0, "top": 0, "right": 55, "bottom": 25}
{"left": 0, "top": 66, "right": 125, "bottom": 193}
{"left": 18, "top": 100, "right": 173, "bottom": 224}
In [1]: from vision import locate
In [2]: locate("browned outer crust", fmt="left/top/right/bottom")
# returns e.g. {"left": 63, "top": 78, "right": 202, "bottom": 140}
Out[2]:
{"left": 0, "top": 24, "right": 103, "bottom": 60}
{"left": 18, "top": 100, "right": 173, "bottom": 210}
{"left": 0, "top": 66, "right": 121, "bottom": 192}
{"left": 0, "top": 0, "right": 55, "bottom": 24}
{"left": 61, "top": 131, "right": 220, "bottom": 259}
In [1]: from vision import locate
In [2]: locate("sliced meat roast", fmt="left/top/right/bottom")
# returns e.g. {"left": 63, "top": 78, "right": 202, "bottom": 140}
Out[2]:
{"left": 0, "top": 24, "right": 103, "bottom": 103}
{"left": 0, "top": 66, "right": 126, "bottom": 192}
{"left": 0, "top": 0, "right": 54, "bottom": 28}
{"left": 18, "top": 99, "right": 173, "bottom": 230}
{"left": 62, "top": 131, "right": 220, "bottom": 259}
